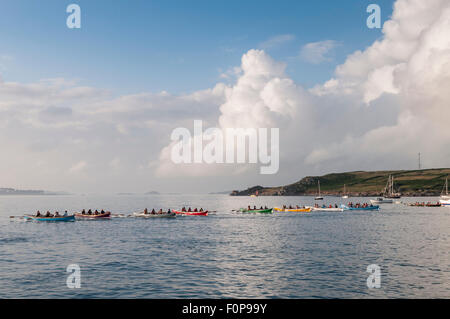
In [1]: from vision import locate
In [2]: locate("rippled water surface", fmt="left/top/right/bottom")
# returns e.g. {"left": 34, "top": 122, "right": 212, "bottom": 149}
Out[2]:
{"left": 0, "top": 194, "right": 449, "bottom": 298}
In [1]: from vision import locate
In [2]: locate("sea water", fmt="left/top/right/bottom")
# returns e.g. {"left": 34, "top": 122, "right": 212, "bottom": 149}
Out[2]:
{"left": 0, "top": 194, "right": 449, "bottom": 298}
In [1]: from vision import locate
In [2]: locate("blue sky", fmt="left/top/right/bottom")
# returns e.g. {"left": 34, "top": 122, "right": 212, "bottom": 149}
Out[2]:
{"left": 0, "top": 0, "right": 394, "bottom": 95}
{"left": 1, "top": 0, "right": 449, "bottom": 194}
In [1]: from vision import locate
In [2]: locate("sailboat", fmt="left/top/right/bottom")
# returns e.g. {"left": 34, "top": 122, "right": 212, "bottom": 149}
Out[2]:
{"left": 370, "top": 175, "right": 399, "bottom": 204}
{"left": 370, "top": 197, "right": 393, "bottom": 204}
{"left": 384, "top": 175, "right": 401, "bottom": 199}
{"left": 440, "top": 177, "right": 450, "bottom": 207}
{"left": 342, "top": 184, "right": 349, "bottom": 199}
{"left": 315, "top": 180, "right": 323, "bottom": 200}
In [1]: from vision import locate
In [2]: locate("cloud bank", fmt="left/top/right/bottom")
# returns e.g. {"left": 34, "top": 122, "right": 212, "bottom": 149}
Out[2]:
{"left": 158, "top": 0, "right": 450, "bottom": 184}
{"left": 1, "top": 0, "right": 449, "bottom": 193}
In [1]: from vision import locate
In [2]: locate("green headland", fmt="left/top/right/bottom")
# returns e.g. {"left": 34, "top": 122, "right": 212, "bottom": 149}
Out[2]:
{"left": 230, "top": 168, "right": 450, "bottom": 197}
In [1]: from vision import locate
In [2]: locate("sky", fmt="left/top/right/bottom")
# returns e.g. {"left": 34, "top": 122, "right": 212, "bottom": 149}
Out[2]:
{"left": 1, "top": 0, "right": 449, "bottom": 194}
{"left": 0, "top": 0, "right": 393, "bottom": 92}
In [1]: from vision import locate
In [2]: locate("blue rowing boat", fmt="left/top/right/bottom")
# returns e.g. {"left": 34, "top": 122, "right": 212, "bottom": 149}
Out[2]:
{"left": 24, "top": 215, "right": 75, "bottom": 222}
{"left": 340, "top": 205, "right": 379, "bottom": 211}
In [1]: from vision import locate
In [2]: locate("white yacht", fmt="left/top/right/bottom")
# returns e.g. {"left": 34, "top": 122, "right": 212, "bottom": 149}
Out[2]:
{"left": 384, "top": 175, "right": 401, "bottom": 199}
{"left": 370, "top": 197, "right": 393, "bottom": 204}
{"left": 315, "top": 180, "right": 323, "bottom": 200}
{"left": 342, "top": 184, "right": 349, "bottom": 199}
{"left": 440, "top": 177, "right": 450, "bottom": 207}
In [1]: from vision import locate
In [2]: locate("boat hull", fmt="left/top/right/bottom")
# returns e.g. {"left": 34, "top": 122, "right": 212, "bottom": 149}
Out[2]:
{"left": 239, "top": 208, "right": 273, "bottom": 213}
{"left": 133, "top": 212, "right": 176, "bottom": 218}
{"left": 439, "top": 199, "right": 450, "bottom": 207}
{"left": 308, "top": 207, "right": 344, "bottom": 212}
{"left": 75, "top": 212, "right": 111, "bottom": 219}
{"left": 370, "top": 198, "right": 393, "bottom": 204}
{"left": 312, "top": 208, "right": 344, "bottom": 212}
{"left": 341, "top": 205, "right": 379, "bottom": 211}
{"left": 174, "top": 210, "right": 208, "bottom": 216}
{"left": 24, "top": 215, "right": 75, "bottom": 222}
{"left": 273, "top": 207, "right": 311, "bottom": 212}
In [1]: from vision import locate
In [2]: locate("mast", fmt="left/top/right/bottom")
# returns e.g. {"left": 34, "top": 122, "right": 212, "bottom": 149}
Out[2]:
{"left": 384, "top": 175, "right": 390, "bottom": 196}
{"left": 391, "top": 175, "right": 394, "bottom": 196}
{"left": 443, "top": 177, "right": 448, "bottom": 196}
{"left": 318, "top": 180, "right": 321, "bottom": 196}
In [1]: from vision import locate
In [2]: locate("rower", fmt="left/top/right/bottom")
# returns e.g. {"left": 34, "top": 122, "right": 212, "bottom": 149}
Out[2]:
{"left": 55, "top": 211, "right": 60, "bottom": 217}
{"left": 158, "top": 209, "right": 163, "bottom": 214}
{"left": 81, "top": 209, "right": 86, "bottom": 215}
{"left": 94, "top": 210, "right": 99, "bottom": 215}
{"left": 194, "top": 208, "right": 198, "bottom": 212}
{"left": 253, "top": 205, "right": 257, "bottom": 210}
{"left": 151, "top": 209, "right": 156, "bottom": 214}
{"left": 36, "top": 211, "right": 41, "bottom": 217}
{"left": 64, "top": 210, "right": 68, "bottom": 216}
{"left": 199, "top": 208, "right": 203, "bottom": 212}
{"left": 88, "top": 209, "right": 92, "bottom": 215}
{"left": 45, "top": 211, "right": 52, "bottom": 217}
{"left": 248, "top": 205, "right": 251, "bottom": 210}
{"left": 144, "top": 208, "right": 148, "bottom": 215}
{"left": 188, "top": 207, "right": 192, "bottom": 212}
{"left": 168, "top": 209, "right": 172, "bottom": 213}
{"left": 182, "top": 207, "right": 186, "bottom": 212}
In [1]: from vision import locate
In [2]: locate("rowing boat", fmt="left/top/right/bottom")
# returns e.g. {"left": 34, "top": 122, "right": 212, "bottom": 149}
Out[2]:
{"left": 239, "top": 208, "right": 273, "bottom": 213}
{"left": 370, "top": 197, "right": 393, "bottom": 204}
{"left": 24, "top": 215, "right": 75, "bottom": 222}
{"left": 75, "top": 212, "right": 111, "bottom": 219}
{"left": 174, "top": 210, "right": 208, "bottom": 216}
{"left": 307, "top": 206, "right": 344, "bottom": 212}
{"left": 132, "top": 211, "right": 176, "bottom": 218}
{"left": 273, "top": 207, "right": 312, "bottom": 212}
{"left": 340, "top": 205, "right": 379, "bottom": 211}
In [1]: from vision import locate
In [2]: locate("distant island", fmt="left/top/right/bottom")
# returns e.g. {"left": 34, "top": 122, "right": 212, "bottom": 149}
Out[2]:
{"left": 230, "top": 168, "right": 450, "bottom": 197}
{"left": 0, "top": 188, "right": 68, "bottom": 196}
{"left": 117, "top": 191, "right": 163, "bottom": 195}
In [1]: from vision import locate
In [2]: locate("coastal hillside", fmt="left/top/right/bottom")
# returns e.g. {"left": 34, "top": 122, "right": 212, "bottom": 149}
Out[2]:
{"left": 0, "top": 188, "right": 67, "bottom": 195}
{"left": 230, "top": 169, "right": 450, "bottom": 197}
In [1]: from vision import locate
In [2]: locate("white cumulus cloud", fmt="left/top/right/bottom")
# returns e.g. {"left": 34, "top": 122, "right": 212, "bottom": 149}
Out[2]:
{"left": 300, "top": 40, "right": 341, "bottom": 64}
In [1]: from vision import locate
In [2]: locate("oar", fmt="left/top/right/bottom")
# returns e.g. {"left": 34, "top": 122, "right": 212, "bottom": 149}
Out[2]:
{"left": 10, "top": 216, "right": 25, "bottom": 219}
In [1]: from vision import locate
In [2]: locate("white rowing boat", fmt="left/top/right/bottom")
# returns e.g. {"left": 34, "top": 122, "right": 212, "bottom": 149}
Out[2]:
{"left": 307, "top": 206, "right": 344, "bottom": 212}
{"left": 132, "top": 211, "right": 176, "bottom": 218}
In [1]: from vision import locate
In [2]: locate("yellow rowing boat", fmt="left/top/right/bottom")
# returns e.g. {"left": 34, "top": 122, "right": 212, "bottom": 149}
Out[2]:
{"left": 273, "top": 207, "right": 312, "bottom": 212}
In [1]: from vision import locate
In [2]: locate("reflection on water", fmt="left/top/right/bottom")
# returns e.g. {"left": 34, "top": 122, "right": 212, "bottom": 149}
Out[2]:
{"left": 0, "top": 194, "right": 449, "bottom": 298}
